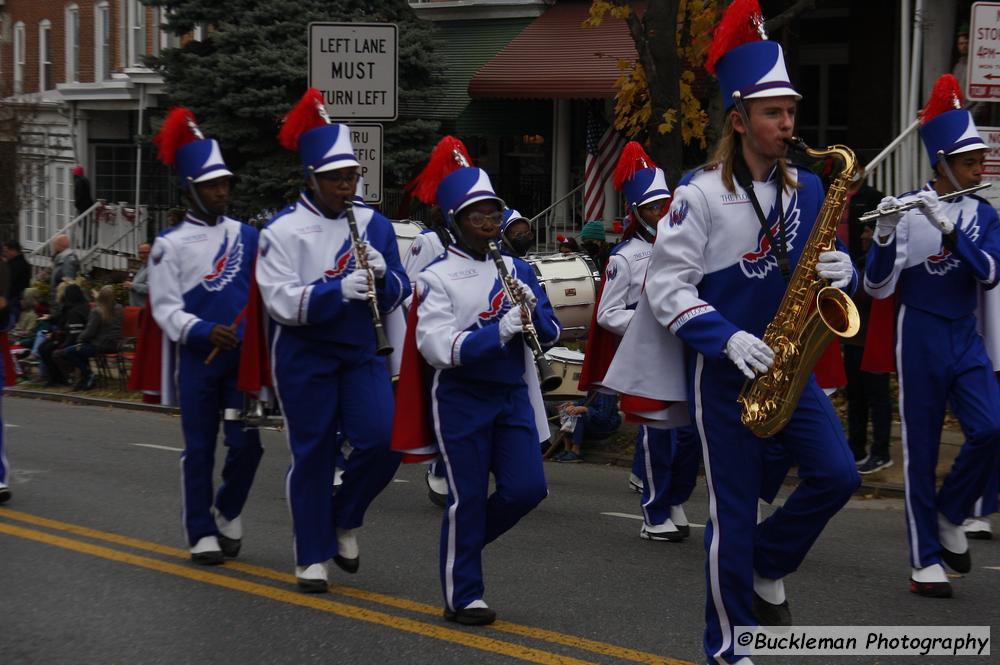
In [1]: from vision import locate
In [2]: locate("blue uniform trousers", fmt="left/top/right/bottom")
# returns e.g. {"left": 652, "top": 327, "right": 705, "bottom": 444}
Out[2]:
{"left": 689, "top": 354, "right": 858, "bottom": 665}
{"left": 897, "top": 306, "right": 1000, "bottom": 568}
{"left": 433, "top": 374, "right": 547, "bottom": 611}
{"left": 273, "top": 332, "right": 400, "bottom": 566}
{"left": 177, "top": 345, "right": 263, "bottom": 546}
{"left": 637, "top": 425, "right": 701, "bottom": 526}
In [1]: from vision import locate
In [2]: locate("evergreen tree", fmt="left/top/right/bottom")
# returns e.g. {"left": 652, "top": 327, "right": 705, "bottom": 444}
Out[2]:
{"left": 146, "top": 0, "right": 441, "bottom": 217}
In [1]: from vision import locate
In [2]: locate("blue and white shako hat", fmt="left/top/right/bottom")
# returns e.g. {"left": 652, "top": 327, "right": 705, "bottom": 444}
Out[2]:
{"left": 501, "top": 208, "right": 529, "bottom": 234}
{"left": 278, "top": 88, "right": 361, "bottom": 179}
{"left": 154, "top": 107, "right": 233, "bottom": 189}
{"left": 406, "top": 136, "right": 504, "bottom": 225}
{"left": 920, "top": 74, "right": 987, "bottom": 168}
{"left": 613, "top": 141, "right": 670, "bottom": 210}
{"left": 706, "top": 0, "right": 800, "bottom": 111}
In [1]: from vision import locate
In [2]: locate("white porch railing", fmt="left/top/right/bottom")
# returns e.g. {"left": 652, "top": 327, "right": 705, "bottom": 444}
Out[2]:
{"left": 27, "top": 200, "right": 148, "bottom": 275}
{"left": 864, "top": 119, "right": 923, "bottom": 197}
{"left": 531, "top": 182, "right": 584, "bottom": 253}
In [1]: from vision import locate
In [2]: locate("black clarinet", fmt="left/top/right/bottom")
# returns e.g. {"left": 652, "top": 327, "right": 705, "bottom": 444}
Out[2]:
{"left": 487, "top": 241, "right": 562, "bottom": 392}
{"left": 344, "top": 200, "right": 393, "bottom": 357}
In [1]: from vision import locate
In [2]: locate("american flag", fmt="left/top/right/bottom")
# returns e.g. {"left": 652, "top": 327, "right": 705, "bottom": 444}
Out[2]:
{"left": 583, "top": 108, "right": 625, "bottom": 222}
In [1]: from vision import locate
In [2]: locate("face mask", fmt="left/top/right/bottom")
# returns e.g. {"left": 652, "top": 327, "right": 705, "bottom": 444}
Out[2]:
{"left": 508, "top": 234, "right": 534, "bottom": 256}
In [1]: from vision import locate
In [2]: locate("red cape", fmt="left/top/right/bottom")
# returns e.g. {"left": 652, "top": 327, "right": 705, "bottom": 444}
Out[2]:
{"left": 1, "top": 332, "right": 16, "bottom": 387}
{"left": 390, "top": 294, "right": 439, "bottom": 464}
{"left": 237, "top": 268, "right": 272, "bottom": 394}
{"left": 127, "top": 307, "right": 163, "bottom": 395}
{"left": 813, "top": 338, "right": 847, "bottom": 389}
{"left": 861, "top": 296, "right": 896, "bottom": 373}
{"left": 576, "top": 279, "right": 621, "bottom": 392}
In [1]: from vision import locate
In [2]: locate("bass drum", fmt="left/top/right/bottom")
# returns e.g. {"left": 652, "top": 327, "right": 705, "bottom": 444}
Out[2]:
{"left": 526, "top": 252, "right": 601, "bottom": 341}
{"left": 543, "top": 347, "right": 586, "bottom": 400}
{"left": 392, "top": 219, "right": 426, "bottom": 258}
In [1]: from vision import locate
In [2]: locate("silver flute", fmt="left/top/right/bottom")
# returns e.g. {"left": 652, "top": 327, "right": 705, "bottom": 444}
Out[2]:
{"left": 858, "top": 183, "right": 992, "bottom": 222}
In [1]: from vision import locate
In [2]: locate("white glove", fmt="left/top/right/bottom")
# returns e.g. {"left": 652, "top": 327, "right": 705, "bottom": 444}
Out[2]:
{"left": 513, "top": 278, "right": 537, "bottom": 309}
{"left": 875, "top": 196, "right": 903, "bottom": 238}
{"left": 916, "top": 190, "right": 955, "bottom": 234}
{"left": 816, "top": 250, "right": 853, "bottom": 289}
{"left": 341, "top": 270, "right": 370, "bottom": 302}
{"left": 725, "top": 331, "right": 775, "bottom": 381}
{"left": 364, "top": 243, "right": 387, "bottom": 278}
{"left": 498, "top": 307, "right": 525, "bottom": 344}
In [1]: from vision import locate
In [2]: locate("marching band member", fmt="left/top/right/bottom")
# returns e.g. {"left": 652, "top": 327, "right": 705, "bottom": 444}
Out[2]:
{"left": 257, "top": 89, "right": 408, "bottom": 592}
{"left": 604, "top": 3, "right": 859, "bottom": 661}
{"left": 148, "top": 108, "right": 264, "bottom": 565}
{"left": 585, "top": 141, "right": 699, "bottom": 541}
{"left": 392, "top": 151, "right": 560, "bottom": 626}
{"left": 500, "top": 208, "right": 534, "bottom": 258}
{"left": 865, "top": 74, "right": 1000, "bottom": 597}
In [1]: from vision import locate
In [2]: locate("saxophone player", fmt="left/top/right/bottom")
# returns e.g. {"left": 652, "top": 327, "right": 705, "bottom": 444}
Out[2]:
{"left": 604, "top": 3, "right": 859, "bottom": 663}
{"left": 865, "top": 74, "right": 1000, "bottom": 598}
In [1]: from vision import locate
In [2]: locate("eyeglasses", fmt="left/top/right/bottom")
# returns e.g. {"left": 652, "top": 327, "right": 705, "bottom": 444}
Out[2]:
{"left": 316, "top": 171, "right": 360, "bottom": 185}
{"left": 464, "top": 211, "right": 504, "bottom": 228}
{"left": 642, "top": 200, "right": 667, "bottom": 213}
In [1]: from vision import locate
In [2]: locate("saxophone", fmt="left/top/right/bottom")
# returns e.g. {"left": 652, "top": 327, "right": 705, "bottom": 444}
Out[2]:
{"left": 737, "top": 139, "right": 861, "bottom": 437}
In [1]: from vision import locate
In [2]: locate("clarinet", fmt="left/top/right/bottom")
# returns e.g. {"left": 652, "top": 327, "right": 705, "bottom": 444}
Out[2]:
{"left": 486, "top": 241, "right": 562, "bottom": 392}
{"left": 344, "top": 200, "right": 393, "bottom": 357}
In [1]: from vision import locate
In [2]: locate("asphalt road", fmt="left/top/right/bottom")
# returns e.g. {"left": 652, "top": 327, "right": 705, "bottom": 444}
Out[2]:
{"left": 1, "top": 396, "right": 997, "bottom": 665}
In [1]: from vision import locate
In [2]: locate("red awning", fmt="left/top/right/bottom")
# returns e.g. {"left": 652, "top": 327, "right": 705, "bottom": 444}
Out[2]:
{"left": 469, "top": 1, "right": 638, "bottom": 100}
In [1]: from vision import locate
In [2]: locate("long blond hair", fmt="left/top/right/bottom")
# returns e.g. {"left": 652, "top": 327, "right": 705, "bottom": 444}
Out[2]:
{"left": 96, "top": 285, "right": 117, "bottom": 322}
{"left": 708, "top": 108, "right": 798, "bottom": 194}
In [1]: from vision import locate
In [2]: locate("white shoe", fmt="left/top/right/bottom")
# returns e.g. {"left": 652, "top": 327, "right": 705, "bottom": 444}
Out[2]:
{"left": 639, "top": 519, "right": 683, "bottom": 542}
{"left": 190, "top": 535, "right": 223, "bottom": 565}
{"left": 753, "top": 572, "right": 786, "bottom": 605}
{"left": 937, "top": 513, "right": 971, "bottom": 573}
{"left": 628, "top": 473, "right": 643, "bottom": 493}
{"left": 0, "top": 482, "right": 10, "bottom": 504}
{"left": 426, "top": 469, "right": 448, "bottom": 495}
{"left": 670, "top": 504, "right": 690, "bottom": 537}
{"left": 214, "top": 510, "right": 243, "bottom": 540}
{"left": 296, "top": 562, "right": 329, "bottom": 592}
{"left": 962, "top": 518, "right": 992, "bottom": 539}
{"left": 333, "top": 467, "right": 344, "bottom": 489}
{"left": 334, "top": 527, "right": 360, "bottom": 574}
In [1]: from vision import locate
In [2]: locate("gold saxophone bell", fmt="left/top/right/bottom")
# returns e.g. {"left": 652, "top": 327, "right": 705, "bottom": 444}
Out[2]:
{"left": 738, "top": 140, "right": 861, "bottom": 438}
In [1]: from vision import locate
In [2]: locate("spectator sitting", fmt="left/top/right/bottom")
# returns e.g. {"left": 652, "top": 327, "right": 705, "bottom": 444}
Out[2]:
{"left": 552, "top": 391, "right": 623, "bottom": 462}
{"left": 11, "top": 287, "right": 43, "bottom": 346}
{"left": 57, "top": 285, "right": 123, "bottom": 391}
{"left": 38, "top": 283, "right": 89, "bottom": 387}
{"left": 557, "top": 235, "right": 581, "bottom": 254}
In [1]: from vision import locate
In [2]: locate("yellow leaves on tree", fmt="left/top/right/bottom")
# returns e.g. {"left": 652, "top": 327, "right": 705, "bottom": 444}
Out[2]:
{"left": 588, "top": 0, "right": 717, "bottom": 148}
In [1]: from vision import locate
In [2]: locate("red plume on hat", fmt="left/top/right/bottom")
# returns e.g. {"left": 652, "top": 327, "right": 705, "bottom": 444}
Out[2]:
{"left": 612, "top": 141, "right": 656, "bottom": 192}
{"left": 154, "top": 107, "right": 202, "bottom": 166}
{"left": 405, "top": 136, "right": 473, "bottom": 205}
{"left": 278, "top": 88, "right": 328, "bottom": 152}
{"left": 705, "top": 0, "right": 766, "bottom": 75}
{"left": 920, "top": 74, "right": 964, "bottom": 126}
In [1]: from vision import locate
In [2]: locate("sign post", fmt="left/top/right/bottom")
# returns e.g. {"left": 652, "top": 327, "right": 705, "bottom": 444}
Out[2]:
{"left": 976, "top": 126, "right": 1000, "bottom": 210}
{"left": 969, "top": 2, "right": 1000, "bottom": 101}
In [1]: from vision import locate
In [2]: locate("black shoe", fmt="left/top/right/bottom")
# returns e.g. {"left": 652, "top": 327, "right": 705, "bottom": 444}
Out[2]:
{"left": 967, "top": 529, "right": 993, "bottom": 541}
{"left": 0, "top": 486, "right": 10, "bottom": 504}
{"left": 191, "top": 550, "right": 224, "bottom": 566}
{"left": 940, "top": 548, "right": 971, "bottom": 574}
{"left": 752, "top": 592, "right": 792, "bottom": 626}
{"left": 333, "top": 554, "right": 359, "bottom": 574}
{"left": 444, "top": 606, "right": 497, "bottom": 626}
{"left": 910, "top": 578, "right": 953, "bottom": 598}
{"left": 674, "top": 524, "right": 690, "bottom": 539}
{"left": 858, "top": 455, "right": 893, "bottom": 475}
{"left": 297, "top": 577, "right": 329, "bottom": 593}
{"left": 218, "top": 534, "right": 241, "bottom": 558}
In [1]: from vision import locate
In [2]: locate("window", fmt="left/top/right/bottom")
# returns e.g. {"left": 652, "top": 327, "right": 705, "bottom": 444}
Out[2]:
{"left": 129, "top": 0, "right": 147, "bottom": 66}
{"left": 65, "top": 5, "right": 80, "bottom": 83}
{"left": 20, "top": 160, "right": 49, "bottom": 245}
{"left": 94, "top": 143, "right": 174, "bottom": 207}
{"left": 95, "top": 2, "right": 111, "bottom": 80}
{"left": 13, "top": 22, "right": 25, "bottom": 94}
{"left": 53, "top": 164, "right": 73, "bottom": 228}
{"left": 158, "top": 8, "right": 180, "bottom": 51}
{"left": 39, "top": 20, "right": 53, "bottom": 90}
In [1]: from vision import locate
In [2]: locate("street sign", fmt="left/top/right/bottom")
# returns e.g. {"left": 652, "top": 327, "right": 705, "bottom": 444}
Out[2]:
{"left": 351, "top": 123, "right": 383, "bottom": 204}
{"left": 969, "top": 2, "right": 1000, "bottom": 101}
{"left": 309, "top": 22, "right": 398, "bottom": 121}
{"left": 976, "top": 125, "right": 1000, "bottom": 209}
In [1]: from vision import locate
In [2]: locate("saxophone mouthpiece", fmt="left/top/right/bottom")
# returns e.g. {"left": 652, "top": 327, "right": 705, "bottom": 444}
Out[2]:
{"left": 784, "top": 136, "right": 809, "bottom": 152}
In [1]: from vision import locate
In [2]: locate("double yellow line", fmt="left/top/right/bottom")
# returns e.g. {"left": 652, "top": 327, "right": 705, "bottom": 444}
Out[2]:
{"left": 0, "top": 509, "right": 696, "bottom": 665}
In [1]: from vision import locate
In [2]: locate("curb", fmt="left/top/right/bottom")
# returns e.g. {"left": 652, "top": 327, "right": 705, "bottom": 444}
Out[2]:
{"left": 579, "top": 450, "right": 905, "bottom": 499}
{"left": 6, "top": 387, "right": 179, "bottom": 415}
